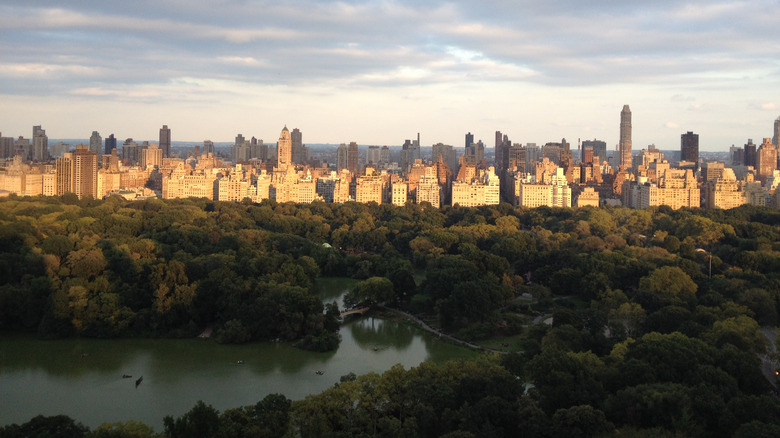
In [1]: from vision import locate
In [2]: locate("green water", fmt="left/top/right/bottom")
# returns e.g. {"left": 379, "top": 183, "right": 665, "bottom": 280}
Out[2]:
{"left": 0, "top": 278, "right": 475, "bottom": 431}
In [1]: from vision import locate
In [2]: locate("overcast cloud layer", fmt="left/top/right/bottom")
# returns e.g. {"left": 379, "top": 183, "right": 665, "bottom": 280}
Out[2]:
{"left": 1, "top": 0, "right": 779, "bottom": 150}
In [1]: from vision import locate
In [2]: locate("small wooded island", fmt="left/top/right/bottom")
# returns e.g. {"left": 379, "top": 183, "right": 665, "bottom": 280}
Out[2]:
{"left": 1, "top": 195, "right": 779, "bottom": 437}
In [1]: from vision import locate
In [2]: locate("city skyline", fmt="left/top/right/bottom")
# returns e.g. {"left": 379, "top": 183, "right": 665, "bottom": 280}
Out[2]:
{"left": 1, "top": 1, "right": 779, "bottom": 150}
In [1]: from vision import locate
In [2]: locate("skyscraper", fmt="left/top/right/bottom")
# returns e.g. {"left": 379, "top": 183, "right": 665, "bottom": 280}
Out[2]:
{"left": 347, "top": 141, "right": 359, "bottom": 175}
{"left": 277, "top": 126, "right": 292, "bottom": 168}
{"left": 582, "top": 139, "right": 607, "bottom": 164}
{"left": 680, "top": 131, "right": 699, "bottom": 166}
{"left": 495, "top": 131, "right": 510, "bottom": 171}
{"left": 465, "top": 132, "right": 474, "bottom": 149}
{"left": 104, "top": 134, "right": 117, "bottom": 155}
{"left": 619, "top": 105, "right": 632, "bottom": 170}
{"left": 57, "top": 144, "right": 98, "bottom": 199}
{"left": 757, "top": 138, "right": 777, "bottom": 180}
{"left": 337, "top": 143, "right": 348, "bottom": 171}
{"left": 773, "top": 117, "right": 780, "bottom": 147}
{"left": 203, "top": 140, "right": 214, "bottom": 155}
{"left": 744, "top": 139, "right": 757, "bottom": 168}
{"left": 32, "top": 125, "right": 48, "bottom": 162}
{"left": 89, "top": 131, "right": 102, "bottom": 158}
{"left": 159, "top": 125, "right": 171, "bottom": 158}
{"left": 291, "top": 128, "right": 303, "bottom": 164}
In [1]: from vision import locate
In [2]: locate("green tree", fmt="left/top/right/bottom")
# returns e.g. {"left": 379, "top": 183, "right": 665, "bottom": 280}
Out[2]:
{"left": 344, "top": 277, "right": 395, "bottom": 308}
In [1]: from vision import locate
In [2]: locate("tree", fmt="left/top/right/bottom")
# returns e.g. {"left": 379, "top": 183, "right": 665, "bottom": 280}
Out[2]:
{"left": 638, "top": 266, "right": 697, "bottom": 308}
{"left": 163, "top": 400, "right": 220, "bottom": 438}
{"left": 551, "top": 405, "right": 614, "bottom": 438}
{"left": 344, "top": 277, "right": 395, "bottom": 308}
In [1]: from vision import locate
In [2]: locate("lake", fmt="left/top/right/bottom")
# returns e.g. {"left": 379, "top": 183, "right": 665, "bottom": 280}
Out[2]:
{"left": 0, "top": 278, "right": 476, "bottom": 431}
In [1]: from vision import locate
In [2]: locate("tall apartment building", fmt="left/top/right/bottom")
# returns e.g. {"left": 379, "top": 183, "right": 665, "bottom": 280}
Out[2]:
{"left": 582, "top": 139, "right": 607, "bottom": 165}
{"left": 704, "top": 168, "right": 746, "bottom": 209}
{"left": 757, "top": 138, "right": 777, "bottom": 180}
{"left": 464, "top": 140, "right": 485, "bottom": 165}
{"left": 624, "top": 169, "right": 699, "bottom": 209}
{"left": 619, "top": 105, "right": 632, "bottom": 170}
{"left": 416, "top": 169, "right": 442, "bottom": 208}
{"left": 337, "top": 143, "right": 348, "bottom": 171}
{"left": 355, "top": 169, "right": 385, "bottom": 204}
{"left": 277, "top": 126, "right": 292, "bottom": 168}
{"left": 159, "top": 125, "right": 171, "bottom": 158}
{"left": 391, "top": 182, "right": 408, "bottom": 206}
{"left": 347, "top": 141, "right": 359, "bottom": 175}
{"left": 290, "top": 128, "right": 303, "bottom": 164}
{"left": 702, "top": 161, "right": 726, "bottom": 182}
{"left": 104, "top": 134, "right": 117, "bottom": 155}
{"left": 451, "top": 167, "right": 499, "bottom": 207}
{"left": 680, "top": 131, "right": 699, "bottom": 167}
{"left": 141, "top": 143, "right": 163, "bottom": 168}
{"left": 56, "top": 144, "right": 98, "bottom": 199}
{"left": 89, "top": 131, "right": 102, "bottom": 158}
{"left": 744, "top": 139, "right": 757, "bottom": 168}
{"left": 203, "top": 140, "right": 214, "bottom": 155}
{"left": 32, "top": 126, "right": 49, "bottom": 162}
{"left": 367, "top": 146, "right": 381, "bottom": 166}
{"left": 0, "top": 134, "right": 14, "bottom": 159}
{"left": 432, "top": 143, "right": 457, "bottom": 172}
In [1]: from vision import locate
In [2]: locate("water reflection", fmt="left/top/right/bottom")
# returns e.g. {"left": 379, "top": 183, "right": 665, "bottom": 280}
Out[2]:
{"left": 347, "top": 317, "right": 415, "bottom": 351}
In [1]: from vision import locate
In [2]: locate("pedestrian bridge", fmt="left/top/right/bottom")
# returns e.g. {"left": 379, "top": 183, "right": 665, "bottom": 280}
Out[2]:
{"left": 340, "top": 307, "right": 370, "bottom": 317}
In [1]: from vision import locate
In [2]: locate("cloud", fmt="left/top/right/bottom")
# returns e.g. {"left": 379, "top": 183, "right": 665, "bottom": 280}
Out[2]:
{"left": 1, "top": 0, "right": 779, "bottom": 147}
{"left": 665, "top": 122, "right": 680, "bottom": 129}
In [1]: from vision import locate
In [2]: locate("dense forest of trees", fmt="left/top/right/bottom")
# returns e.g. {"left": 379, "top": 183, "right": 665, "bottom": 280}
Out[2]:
{"left": 2, "top": 194, "right": 780, "bottom": 436}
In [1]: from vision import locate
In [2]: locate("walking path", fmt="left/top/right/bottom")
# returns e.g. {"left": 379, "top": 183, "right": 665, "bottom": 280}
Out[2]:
{"left": 377, "top": 306, "right": 508, "bottom": 354}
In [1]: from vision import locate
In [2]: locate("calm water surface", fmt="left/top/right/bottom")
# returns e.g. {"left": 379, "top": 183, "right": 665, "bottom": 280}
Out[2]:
{"left": 0, "top": 278, "right": 475, "bottom": 430}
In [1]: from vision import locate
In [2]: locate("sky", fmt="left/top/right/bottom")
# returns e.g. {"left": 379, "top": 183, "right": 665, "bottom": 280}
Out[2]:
{"left": 1, "top": 0, "right": 779, "bottom": 151}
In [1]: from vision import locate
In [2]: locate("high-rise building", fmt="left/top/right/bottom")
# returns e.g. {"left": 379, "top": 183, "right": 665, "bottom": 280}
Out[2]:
{"left": 291, "top": 128, "right": 303, "bottom": 164}
{"left": 773, "top": 117, "right": 780, "bottom": 147}
{"left": 89, "top": 131, "right": 102, "bottom": 158}
{"left": 347, "top": 141, "right": 359, "bottom": 175}
{"left": 104, "top": 134, "right": 117, "bottom": 155}
{"left": 465, "top": 132, "right": 474, "bottom": 149}
{"left": 680, "top": 131, "right": 699, "bottom": 167}
{"left": 122, "top": 138, "right": 140, "bottom": 165}
{"left": 619, "top": 105, "right": 632, "bottom": 170}
{"left": 380, "top": 146, "right": 390, "bottom": 165}
{"left": 159, "top": 125, "right": 171, "bottom": 158}
{"left": 337, "top": 143, "right": 348, "bottom": 171}
{"left": 582, "top": 139, "right": 607, "bottom": 164}
{"left": 56, "top": 144, "right": 98, "bottom": 199}
{"left": 495, "top": 131, "right": 510, "bottom": 172}
{"left": 744, "top": 139, "right": 757, "bottom": 168}
{"left": 32, "top": 125, "right": 49, "bottom": 162}
{"left": 367, "top": 146, "right": 381, "bottom": 166}
{"left": 203, "top": 140, "right": 214, "bottom": 155}
{"left": 0, "top": 133, "right": 14, "bottom": 159}
{"left": 277, "top": 126, "right": 292, "bottom": 168}
{"left": 141, "top": 143, "right": 163, "bottom": 168}
{"left": 757, "top": 138, "right": 777, "bottom": 180}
